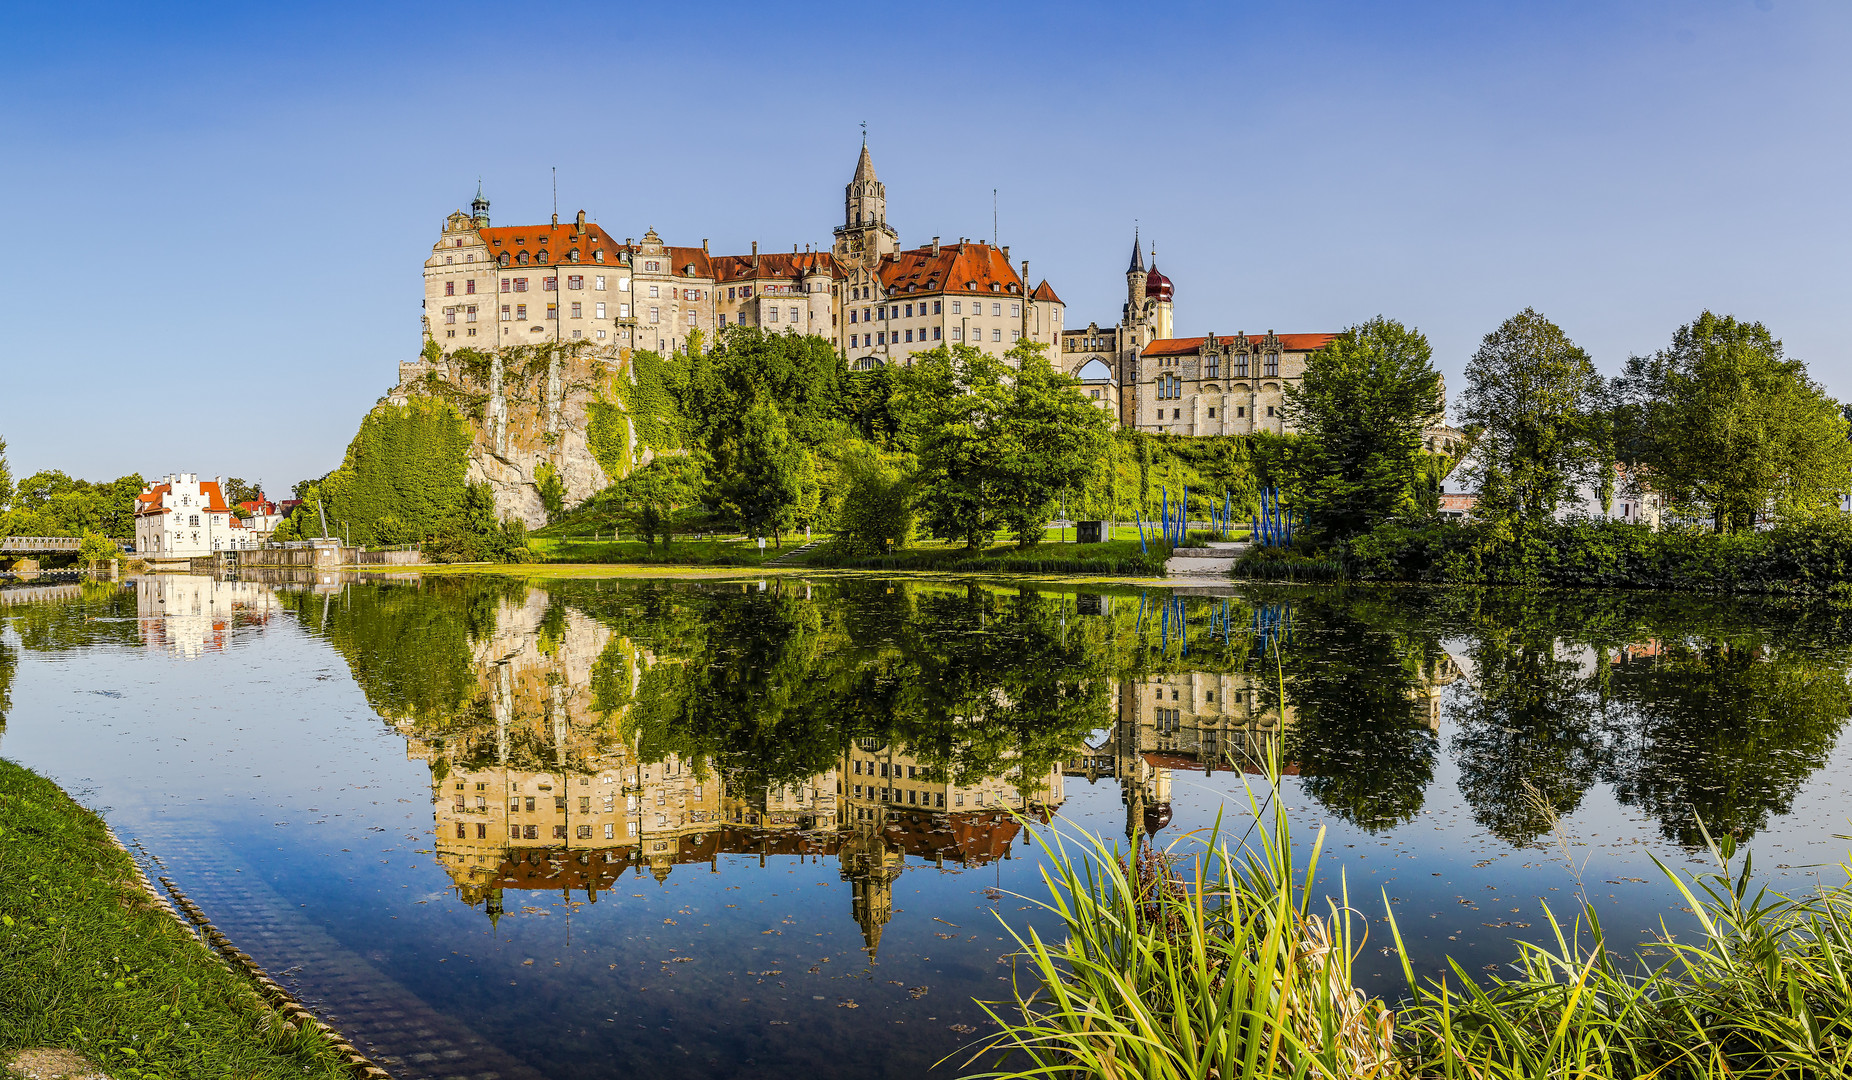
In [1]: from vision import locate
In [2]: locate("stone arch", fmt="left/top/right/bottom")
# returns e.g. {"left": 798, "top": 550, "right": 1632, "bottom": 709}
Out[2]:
{"left": 1073, "top": 357, "right": 1112, "bottom": 381}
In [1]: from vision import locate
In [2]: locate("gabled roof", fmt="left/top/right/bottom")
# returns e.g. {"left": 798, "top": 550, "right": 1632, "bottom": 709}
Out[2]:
{"left": 709, "top": 250, "right": 840, "bottom": 283}
{"left": 136, "top": 480, "right": 233, "bottom": 517}
{"left": 874, "top": 242, "right": 1023, "bottom": 296}
{"left": 479, "top": 221, "right": 624, "bottom": 268}
{"left": 1143, "top": 333, "right": 1338, "bottom": 358}
{"left": 1030, "top": 279, "right": 1063, "bottom": 304}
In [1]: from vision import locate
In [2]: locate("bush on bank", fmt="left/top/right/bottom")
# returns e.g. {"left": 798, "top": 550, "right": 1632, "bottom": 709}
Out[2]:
{"left": 1244, "top": 514, "right": 1852, "bottom": 594}
{"left": 0, "top": 759, "right": 353, "bottom": 1080}
{"left": 809, "top": 537, "right": 1168, "bottom": 576}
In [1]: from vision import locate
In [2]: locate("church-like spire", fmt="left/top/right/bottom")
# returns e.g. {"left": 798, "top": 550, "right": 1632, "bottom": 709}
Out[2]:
{"left": 470, "top": 179, "right": 490, "bottom": 226}
{"left": 1127, "top": 228, "right": 1144, "bottom": 273}
{"left": 853, "top": 141, "right": 877, "bottom": 184}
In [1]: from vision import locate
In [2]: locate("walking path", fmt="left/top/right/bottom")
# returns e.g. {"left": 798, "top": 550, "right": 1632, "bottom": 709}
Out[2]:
{"left": 1165, "top": 540, "right": 1247, "bottom": 578}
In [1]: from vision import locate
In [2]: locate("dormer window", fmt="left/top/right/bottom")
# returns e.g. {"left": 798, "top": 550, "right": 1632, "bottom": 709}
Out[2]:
{"left": 515, "top": 237, "right": 525, "bottom": 245}
{"left": 517, "top": 251, "right": 529, "bottom": 265}
{"left": 498, "top": 252, "right": 509, "bottom": 267}
{"left": 594, "top": 250, "right": 604, "bottom": 263}
{"left": 537, "top": 252, "right": 548, "bottom": 265}
{"left": 569, "top": 249, "right": 580, "bottom": 262}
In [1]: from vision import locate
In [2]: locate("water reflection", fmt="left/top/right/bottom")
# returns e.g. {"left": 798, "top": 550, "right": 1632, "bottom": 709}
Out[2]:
{"left": 6, "top": 575, "right": 1852, "bottom": 1078}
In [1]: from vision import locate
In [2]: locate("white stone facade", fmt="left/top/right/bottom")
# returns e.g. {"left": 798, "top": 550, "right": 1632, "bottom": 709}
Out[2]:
{"left": 134, "top": 474, "right": 261, "bottom": 556}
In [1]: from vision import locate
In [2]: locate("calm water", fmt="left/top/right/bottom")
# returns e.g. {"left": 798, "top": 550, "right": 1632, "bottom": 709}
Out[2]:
{"left": 4, "top": 574, "right": 1852, "bottom": 1080}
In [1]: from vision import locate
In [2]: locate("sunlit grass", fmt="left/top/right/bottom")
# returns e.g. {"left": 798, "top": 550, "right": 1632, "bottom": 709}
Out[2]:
{"left": 969, "top": 750, "right": 1852, "bottom": 1079}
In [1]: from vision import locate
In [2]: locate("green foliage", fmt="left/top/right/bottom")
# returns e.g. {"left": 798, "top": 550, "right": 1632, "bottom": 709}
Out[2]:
{"left": 892, "top": 343, "right": 1113, "bottom": 549}
{"left": 591, "top": 454, "right": 707, "bottom": 550}
{"left": 1460, "top": 308, "right": 1605, "bottom": 522}
{"left": 0, "top": 758, "right": 355, "bottom": 1080}
{"left": 981, "top": 752, "right": 1852, "bottom": 1080}
{"left": 606, "top": 349, "right": 688, "bottom": 458}
{"left": 811, "top": 537, "right": 1165, "bottom": 576}
{"left": 1615, "top": 311, "right": 1852, "bottom": 531}
{"left": 585, "top": 400, "right": 632, "bottom": 482}
{"left": 829, "top": 450, "right": 914, "bottom": 556}
{"left": 1281, "top": 316, "right": 1444, "bottom": 538}
{"left": 0, "top": 471, "right": 144, "bottom": 538}
{"left": 716, "top": 400, "right": 811, "bottom": 543}
{"left": 75, "top": 530, "right": 117, "bottom": 569}
{"left": 0, "top": 434, "right": 12, "bottom": 511}
{"left": 312, "top": 395, "right": 472, "bottom": 547}
{"left": 222, "top": 477, "right": 261, "bottom": 506}
{"left": 423, "top": 481, "right": 534, "bottom": 563}
{"left": 533, "top": 461, "right": 565, "bottom": 521}
{"left": 1343, "top": 513, "right": 1852, "bottom": 594}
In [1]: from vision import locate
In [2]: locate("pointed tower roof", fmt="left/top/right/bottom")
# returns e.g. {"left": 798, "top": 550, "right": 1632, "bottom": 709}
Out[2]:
{"left": 853, "top": 142, "right": 878, "bottom": 184}
{"left": 1127, "top": 228, "right": 1144, "bottom": 273}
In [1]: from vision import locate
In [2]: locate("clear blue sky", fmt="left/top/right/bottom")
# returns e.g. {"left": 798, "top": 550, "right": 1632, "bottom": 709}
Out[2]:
{"left": 3, "top": 1, "right": 1846, "bottom": 489}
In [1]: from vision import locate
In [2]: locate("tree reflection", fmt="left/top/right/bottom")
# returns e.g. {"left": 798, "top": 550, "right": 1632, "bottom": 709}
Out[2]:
{"left": 1278, "top": 594, "right": 1449, "bottom": 832}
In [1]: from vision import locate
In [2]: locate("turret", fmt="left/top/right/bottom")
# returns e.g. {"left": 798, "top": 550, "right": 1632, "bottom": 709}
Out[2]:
{"left": 834, "top": 138, "right": 900, "bottom": 267}
{"left": 1124, "top": 228, "right": 1148, "bottom": 334}
{"left": 1146, "top": 247, "right": 1174, "bottom": 340}
{"left": 471, "top": 181, "right": 490, "bottom": 227}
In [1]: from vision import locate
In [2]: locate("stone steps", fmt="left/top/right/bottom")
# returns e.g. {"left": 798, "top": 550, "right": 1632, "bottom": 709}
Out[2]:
{"left": 1165, "top": 541, "right": 1248, "bottom": 578}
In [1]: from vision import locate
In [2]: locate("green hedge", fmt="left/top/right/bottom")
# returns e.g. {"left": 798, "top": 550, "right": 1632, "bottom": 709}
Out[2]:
{"left": 1341, "top": 515, "right": 1852, "bottom": 594}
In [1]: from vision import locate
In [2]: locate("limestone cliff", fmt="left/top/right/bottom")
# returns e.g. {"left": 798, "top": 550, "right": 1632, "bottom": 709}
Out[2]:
{"left": 387, "top": 343, "right": 652, "bottom": 528}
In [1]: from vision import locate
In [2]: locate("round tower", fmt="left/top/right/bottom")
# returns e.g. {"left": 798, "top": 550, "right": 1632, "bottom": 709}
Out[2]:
{"left": 1146, "top": 249, "right": 1174, "bottom": 341}
{"left": 471, "top": 180, "right": 490, "bottom": 227}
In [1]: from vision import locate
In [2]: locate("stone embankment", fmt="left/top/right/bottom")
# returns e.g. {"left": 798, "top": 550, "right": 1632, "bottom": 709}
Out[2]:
{"left": 1165, "top": 541, "right": 1247, "bottom": 578}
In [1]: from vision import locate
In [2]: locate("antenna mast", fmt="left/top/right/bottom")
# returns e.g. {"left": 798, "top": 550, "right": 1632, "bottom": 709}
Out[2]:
{"left": 552, "top": 166, "right": 557, "bottom": 219}
{"left": 993, "top": 189, "right": 998, "bottom": 246}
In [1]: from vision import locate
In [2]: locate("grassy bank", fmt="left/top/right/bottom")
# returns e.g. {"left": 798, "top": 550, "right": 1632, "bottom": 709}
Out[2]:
{"left": 525, "top": 534, "right": 812, "bottom": 566}
{"left": 971, "top": 757, "right": 1852, "bottom": 1080}
{"left": 810, "top": 536, "right": 1168, "bottom": 576}
{"left": 0, "top": 759, "right": 352, "bottom": 1080}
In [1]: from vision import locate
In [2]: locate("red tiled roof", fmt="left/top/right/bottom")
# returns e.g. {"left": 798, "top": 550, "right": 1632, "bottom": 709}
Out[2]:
{"left": 875, "top": 242, "right": 1024, "bottom": 297}
{"left": 480, "top": 222, "right": 624, "bottom": 269}
{"left": 1143, "top": 333, "right": 1338, "bottom": 358}
{"left": 136, "top": 480, "right": 232, "bottom": 517}
{"left": 1030, "top": 279, "right": 1062, "bottom": 304}
{"left": 709, "top": 250, "right": 840, "bottom": 283}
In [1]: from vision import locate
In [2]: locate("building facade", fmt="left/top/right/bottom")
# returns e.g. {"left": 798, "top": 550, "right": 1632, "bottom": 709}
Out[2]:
{"left": 134, "top": 474, "right": 260, "bottom": 556}
{"left": 419, "top": 144, "right": 1062, "bottom": 369}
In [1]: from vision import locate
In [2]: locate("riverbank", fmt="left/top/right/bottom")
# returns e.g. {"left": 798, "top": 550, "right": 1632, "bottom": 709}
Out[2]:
{"left": 0, "top": 759, "right": 356, "bottom": 1080}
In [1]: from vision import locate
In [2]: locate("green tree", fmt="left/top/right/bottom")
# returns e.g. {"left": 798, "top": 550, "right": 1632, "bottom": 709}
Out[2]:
{"left": 222, "top": 478, "right": 261, "bottom": 506}
{"left": 533, "top": 462, "right": 565, "bottom": 522}
{"left": 832, "top": 451, "right": 914, "bottom": 555}
{"left": 0, "top": 434, "right": 13, "bottom": 512}
{"left": 719, "top": 401, "right": 808, "bottom": 545}
{"left": 1614, "top": 312, "right": 1852, "bottom": 531}
{"left": 76, "top": 529, "right": 118, "bottom": 573}
{"left": 1459, "top": 309, "right": 1604, "bottom": 522}
{"left": 1, "top": 471, "right": 144, "bottom": 537}
{"left": 892, "top": 343, "right": 1111, "bottom": 549}
{"left": 1280, "top": 316, "right": 1443, "bottom": 538}
{"left": 314, "top": 396, "right": 473, "bottom": 545}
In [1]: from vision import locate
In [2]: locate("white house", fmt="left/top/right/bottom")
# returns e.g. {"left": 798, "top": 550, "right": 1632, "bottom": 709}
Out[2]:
{"left": 134, "top": 474, "right": 262, "bottom": 556}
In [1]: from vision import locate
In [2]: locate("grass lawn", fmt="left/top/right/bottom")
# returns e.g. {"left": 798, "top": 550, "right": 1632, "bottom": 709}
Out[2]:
{"left": 0, "top": 759, "right": 353, "bottom": 1080}
{"left": 810, "top": 535, "right": 1168, "bottom": 575}
{"left": 526, "top": 533, "right": 822, "bottom": 566}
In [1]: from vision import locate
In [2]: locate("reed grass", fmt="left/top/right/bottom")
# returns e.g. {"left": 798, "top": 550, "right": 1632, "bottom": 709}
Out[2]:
{"left": 965, "top": 755, "right": 1852, "bottom": 1079}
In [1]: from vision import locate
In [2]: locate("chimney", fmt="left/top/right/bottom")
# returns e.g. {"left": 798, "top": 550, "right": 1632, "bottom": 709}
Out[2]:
{"left": 1021, "top": 260, "right": 1029, "bottom": 286}
{"left": 575, "top": 209, "right": 586, "bottom": 234}
{"left": 702, "top": 238, "right": 709, "bottom": 253}
{"left": 1002, "top": 245, "right": 1010, "bottom": 261}
{"left": 931, "top": 236, "right": 940, "bottom": 255}
{"left": 793, "top": 243, "right": 798, "bottom": 253}
{"left": 551, "top": 213, "right": 559, "bottom": 227}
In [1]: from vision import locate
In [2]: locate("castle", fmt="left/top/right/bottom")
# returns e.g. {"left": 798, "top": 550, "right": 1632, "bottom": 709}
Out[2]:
{"left": 420, "top": 142, "right": 1441, "bottom": 444}
{"left": 420, "top": 141, "right": 1067, "bottom": 378}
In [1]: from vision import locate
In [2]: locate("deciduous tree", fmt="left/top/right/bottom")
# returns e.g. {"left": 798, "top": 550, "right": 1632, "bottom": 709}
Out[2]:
{"left": 1614, "top": 312, "right": 1852, "bottom": 531}
{"left": 1459, "top": 309, "right": 1604, "bottom": 522}
{"left": 1280, "top": 316, "right": 1443, "bottom": 538}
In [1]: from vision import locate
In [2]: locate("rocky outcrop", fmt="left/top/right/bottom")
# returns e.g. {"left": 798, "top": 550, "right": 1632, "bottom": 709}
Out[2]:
{"left": 390, "top": 345, "right": 639, "bottom": 528}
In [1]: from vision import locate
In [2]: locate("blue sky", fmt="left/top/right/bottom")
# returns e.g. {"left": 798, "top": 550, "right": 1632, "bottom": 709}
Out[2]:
{"left": 3, "top": 1, "right": 1847, "bottom": 488}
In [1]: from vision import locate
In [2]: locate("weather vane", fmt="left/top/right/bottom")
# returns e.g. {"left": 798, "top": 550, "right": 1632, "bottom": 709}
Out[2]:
{"left": 861, "top": 120, "right": 867, "bottom": 146}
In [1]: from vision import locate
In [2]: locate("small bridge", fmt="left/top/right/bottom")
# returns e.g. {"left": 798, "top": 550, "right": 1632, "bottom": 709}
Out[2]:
{"left": 0, "top": 536, "right": 133, "bottom": 554}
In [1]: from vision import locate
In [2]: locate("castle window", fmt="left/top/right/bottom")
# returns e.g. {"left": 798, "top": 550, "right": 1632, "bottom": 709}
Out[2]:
{"left": 543, "top": 276, "right": 557, "bottom": 291}
{"left": 1207, "top": 354, "right": 1219, "bottom": 378}
{"left": 445, "top": 281, "right": 455, "bottom": 296}
{"left": 516, "top": 304, "right": 527, "bottom": 319}
{"left": 595, "top": 302, "right": 606, "bottom": 319}
{"left": 568, "top": 275, "right": 583, "bottom": 289}
{"left": 498, "top": 253, "right": 509, "bottom": 267}
{"left": 904, "top": 303, "right": 913, "bottom": 317}
{"left": 595, "top": 276, "right": 606, "bottom": 290}
{"left": 1237, "top": 407, "right": 1245, "bottom": 417}
{"left": 445, "top": 255, "right": 453, "bottom": 265}
{"left": 466, "top": 306, "right": 477, "bottom": 322}
{"left": 1208, "top": 408, "right": 1216, "bottom": 418}
{"left": 876, "top": 331, "right": 884, "bottom": 344}
{"left": 467, "top": 253, "right": 474, "bottom": 263}
{"left": 501, "top": 305, "right": 511, "bottom": 321}
{"left": 645, "top": 260, "right": 660, "bottom": 272}
{"left": 951, "top": 327, "right": 962, "bottom": 341}
{"left": 648, "top": 286, "right": 659, "bottom": 298}
{"left": 1264, "top": 353, "right": 1279, "bottom": 377}
{"left": 649, "top": 307, "right": 659, "bottom": 323}
{"left": 1011, "top": 303, "right": 1021, "bottom": 317}
{"left": 934, "top": 301, "right": 942, "bottom": 314}
{"left": 905, "top": 329, "right": 913, "bottom": 342}
{"left": 594, "top": 250, "right": 604, "bottom": 262}
{"left": 991, "top": 303, "right": 1002, "bottom": 316}
{"left": 569, "top": 249, "right": 580, "bottom": 262}
{"left": 465, "top": 280, "right": 475, "bottom": 294}
{"left": 1235, "top": 355, "right": 1248, "bottom": 377}
{"left": 933, "top": 326, "right": 942, "bottom": 339}
{"left": 950, "top": 301, "right": 961, "bottom": 314}
{"left": 517, "top": 251, "right": 529, "bottom": 265}
{"left": 789, "top": 307, "right": 799, "bottom": 322}
{"left": 570, "top": 302, "right": 582, "bottom": 318}
{"left": 514, "top": 278, "right": 528, "bottom": 292}
{"left": 1267, "top": 406, "right": 1276, "bottom": 417}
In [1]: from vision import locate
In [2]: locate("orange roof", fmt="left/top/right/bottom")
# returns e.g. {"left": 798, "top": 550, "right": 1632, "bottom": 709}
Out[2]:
{"left": 135, "top": 480, "right": 232, "bottom": 517}
{"left": 1143, "top": 333, "right": 1337, "bottom": 358}
{"left": 480, "top": 222, "right": 624, "bottom": 269}
{"left": 709, "top": 250, "right": 840, "bottom": 283}
{"left": 1030, "top": 279, "right": 1063, "bottom": 304}
{"left": 875, "top": 242, "right": 1024, "bottom": 297}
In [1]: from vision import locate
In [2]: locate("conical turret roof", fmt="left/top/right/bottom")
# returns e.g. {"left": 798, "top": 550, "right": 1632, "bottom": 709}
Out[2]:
{"left": 1127, "top": 229, "right": 1144, "bottom": 273}
{"left": 853, "top": 143, "right": 878, "bottom": 184}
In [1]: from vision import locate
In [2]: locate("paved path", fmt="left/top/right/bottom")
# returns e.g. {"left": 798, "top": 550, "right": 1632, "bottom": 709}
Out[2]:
{"left": 1165, "top": 541, "right": 1247, "bottom": 578}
